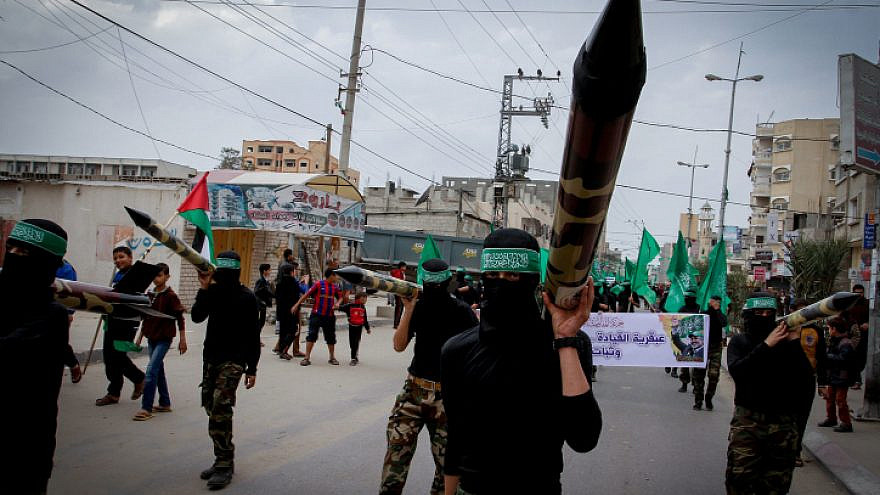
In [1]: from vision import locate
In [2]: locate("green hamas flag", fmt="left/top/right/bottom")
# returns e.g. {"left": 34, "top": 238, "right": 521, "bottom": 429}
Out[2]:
{"left": 416, "top": 234, "right": 442, "bottom": 284}
{"left": 631, "top": 228, "right": 660, "bottom": 305}
{"left": 697, "top": 239, "right": 730, "bottom": 313}
{"left": 664, "top": 231, "right": 699, "bottom": 312}
{"left": 624, "top": 258, "right": 635, "bottom": 283}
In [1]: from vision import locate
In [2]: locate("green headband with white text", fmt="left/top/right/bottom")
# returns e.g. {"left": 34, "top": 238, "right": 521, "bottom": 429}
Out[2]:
{"left": 9, "top": 221, "right": 67, "bottom": 257}
{"left": 421, "top": 269, "right": 452, "bottom": 284}
{"left": 480, "top": 248, "right": 540, "bottom": 273}
{"left": 215, "top": 257, "right": 241, "bottom": 269}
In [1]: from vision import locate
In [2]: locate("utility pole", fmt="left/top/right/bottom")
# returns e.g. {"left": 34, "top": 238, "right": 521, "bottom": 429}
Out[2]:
{"left": 677, "top": 149, "right": 710, "bottom": 256}
{"left": 493, "top": 69, "right": 560, "bottom": 228}
{"left": 338, "top": 0, "right": 366, "bottom": 175}
{"left": 456, "top": 189, "right": 464, "bottom": 237}
{"left": 324, "top": 124, "right": 332, "bottom": 174}
{"left": 705, "top": 43, "right": 763, "bottom": 242}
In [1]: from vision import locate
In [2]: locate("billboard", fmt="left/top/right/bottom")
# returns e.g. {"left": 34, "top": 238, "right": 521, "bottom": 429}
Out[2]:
{"left": 207, "top": 182, "right": 365, "bottom": 241}
{"left": 839, "top": 54, "right": 880, "bottom": 173}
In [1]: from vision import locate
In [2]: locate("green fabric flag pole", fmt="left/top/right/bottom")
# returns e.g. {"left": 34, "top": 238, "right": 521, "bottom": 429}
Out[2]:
{"left": 632, "top": 228, "right": 660, "bottom": 305}
{"left": 664, "top": 231, "right": 699, "bottom": 312}
{"left": 697, "top": 239, "right": 730, "bottom": 314}
{"left": 416, "top": 234, "right": 442, "bottom": 284}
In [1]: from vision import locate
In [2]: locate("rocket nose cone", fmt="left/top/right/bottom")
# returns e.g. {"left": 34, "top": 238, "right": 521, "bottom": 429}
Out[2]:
{"left": 583, "top": 0, "right": 644, "bottom": 71}
{"left": 124, "top": 206, "right": 150, "bottom": 227}
{"left": 832, "top": 292, "right": 860, "bottom": 311}
{"left": 334, "top": 265, "right": 363, "bottom": 283}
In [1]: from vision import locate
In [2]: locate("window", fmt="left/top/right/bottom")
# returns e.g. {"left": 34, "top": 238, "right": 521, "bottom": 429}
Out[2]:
{"left": 15, "top": 161, "right": 30, "bottom": 173}
{"left": 276, "top": 146, "right": 283, "bottom": 153}
{"left": 774, "top": 137, "right": 792, "bottom": 152}
{"left": 289, "top": 148, "right": 295, "bottom": 153}
{"left": 68, "top": 163, "right": 83, "bottom": 175}
{"left": 85, "top": 163, "right": 100, "bottom": 175}
{"left": 257, "top": 158, "right": 272, "bottom": 167}
{"left": 829, "top": 167, "right": 837, "bottom": 181}
{"left": 756, "top": 235, "right": 764, "bottom": 244}
{"left": 246, "top": 146, "right": 253, "bottom": 153}
{"left": 848, "top": 196, "right": 860, "bottom": 225}
{"left": 300, "top": 161, "right": 308, "bottom": 168}
{"left": 33, "top": 162, "right": 48, "bottom": 174}
{"left": 122, "top": 166, "right": 138, "bottom": 176}
{"left": 106, "top": 165, "right": 119, "bottom": 176}
{"left": 285, "top": 160, "right": 295, "bottom": 168}
{"left": 258, "top": 145, "right": 272, "bottom": 153}
{"left": 772, "top": 199, "right": 788, "bottom": 210}
{"left": 245, "top": 159, "right": 253, "bottom": 168}
{"left": 141, "top": 166, "right": 157, "bottom": 177}
{"left": 275, "top": 160, "right": 280, "bottom": 167}
{"left": 773, "top": 169, "right": 790, "bottom": 182}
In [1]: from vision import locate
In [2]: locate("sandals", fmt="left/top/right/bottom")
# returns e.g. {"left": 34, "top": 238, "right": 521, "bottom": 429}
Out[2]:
{"left": 95, "top": 394, "right": 119, "bottom": 406}
{"left": 279, "top": 353, "right": 293, "bottom": 360}
{"left": 131, "top": 381, "right": 145, "bottom": 400}
{"left": 299, "top": 359, "right": 311, "bottom": 366}
{"left": 152, "top": 405, "right": 172, "bottom": 413}
{"left": 328, "top": 358, "right": 339, "bottom": 366}
{"left": 133, "top": 410, "right": 153, "bottom": 421}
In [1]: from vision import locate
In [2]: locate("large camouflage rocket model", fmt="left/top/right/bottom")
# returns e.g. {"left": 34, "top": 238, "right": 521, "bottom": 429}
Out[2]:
{"left": 545, "top": 0, "right": 646, "bottom": 309}
{"left": 52, "top": 278, "right": 173, "bottom": 320}
{"left": 334, "top": 266, "right": 421, "bottom": 298}
{"left": 778, "top": 292, "right": 860, "bottom": 329}
{"left": 125, "top": 206, "right": 216, "bottom": 273}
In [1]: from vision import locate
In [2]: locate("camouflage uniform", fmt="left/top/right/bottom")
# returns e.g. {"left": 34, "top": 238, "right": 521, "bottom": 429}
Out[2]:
{"left": 692, "top": 347, "right": 722, "bottom": 404}
{"left": 725, "top": 406, "right": 799, "bottom": 494}
{"left": 201, "top": 361, "right": 244, "bottom": 469}
{"left": 380, "top": 377, "right": 447, "bottom": 495}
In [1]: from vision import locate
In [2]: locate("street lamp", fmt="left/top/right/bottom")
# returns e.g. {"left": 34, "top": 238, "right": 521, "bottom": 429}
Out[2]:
{"left": 677, "top": 160, "right": 710, "bottom": 249}
{"left": 705, "top": 42, "right": 763, "bottom": 243}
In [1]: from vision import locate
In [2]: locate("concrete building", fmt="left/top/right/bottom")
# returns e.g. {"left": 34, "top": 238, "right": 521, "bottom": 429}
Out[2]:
{"left": 241, "top": 139, "right": 360, "bottom": 187}
{"left": 747, "top": 119, "right": 840, "bottom": 278}
{"left": 832, "top": 152, "right": 877, "bottom": 285}
{"left": 0, "top": 154, "right": 196, "bottom": 288}
{"left": 364, "top": 177, "right": 556, "bottom": 247}
{"left": 696, "top": 202, "right": 716, "bottom": 260}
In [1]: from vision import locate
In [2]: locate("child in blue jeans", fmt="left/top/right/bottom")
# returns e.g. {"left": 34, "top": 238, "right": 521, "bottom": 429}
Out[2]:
{"left": 133, "top": 263, "right": 187, "bottom": 420}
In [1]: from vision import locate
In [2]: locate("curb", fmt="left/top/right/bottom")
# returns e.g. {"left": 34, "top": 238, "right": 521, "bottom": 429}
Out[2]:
{"left": 803, "top": 431, "right": 880, "bottom": 495}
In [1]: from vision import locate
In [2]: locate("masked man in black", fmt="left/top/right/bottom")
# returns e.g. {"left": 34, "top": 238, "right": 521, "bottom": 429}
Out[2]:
{"left": 725, "top": 292, "right": 814, "bottom": 494}
{"left": 0, "top": 219, "right": 73, "bottom": 494}
{"left": 441, "top": 228, "right": 602, "bottom": 494}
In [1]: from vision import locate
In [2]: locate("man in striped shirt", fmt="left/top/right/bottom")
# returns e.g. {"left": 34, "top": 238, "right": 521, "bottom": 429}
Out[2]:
{"left": 293, "top": 268, "right": 342, "bottom": 366}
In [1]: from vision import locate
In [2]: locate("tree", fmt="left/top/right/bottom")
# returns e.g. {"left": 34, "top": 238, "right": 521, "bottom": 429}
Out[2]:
{"left": 217, "top": 147, "right": 242, "bottom": 170}
{"left": 785, "top": 239, "right": 848, "bottom": 301}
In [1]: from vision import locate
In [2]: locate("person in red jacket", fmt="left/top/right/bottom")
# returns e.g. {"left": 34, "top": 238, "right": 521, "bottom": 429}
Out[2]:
{"left": 340, "top": 292, "right": 371, "bottom": 365}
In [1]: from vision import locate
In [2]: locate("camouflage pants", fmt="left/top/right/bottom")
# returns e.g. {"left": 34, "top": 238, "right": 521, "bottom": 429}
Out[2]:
{"left": 692, "top": 347, "right": 722, "bottom": 402}
{"left": 725, "top": 406, "right": 798, "bottom": 495}
{"left": 201, "top": 361, "right": 243, "bottom": 468}
{"left": 380, "top": 378, "right": 447, "bottom": 495}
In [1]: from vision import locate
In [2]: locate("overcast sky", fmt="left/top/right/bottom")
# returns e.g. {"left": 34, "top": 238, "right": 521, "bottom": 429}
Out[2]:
{"left": 1, "top": 0, "right": 878, "bottom": 257}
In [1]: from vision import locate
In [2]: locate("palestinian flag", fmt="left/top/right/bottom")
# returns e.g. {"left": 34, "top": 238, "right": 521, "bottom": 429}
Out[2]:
{"left": 178, "top": 172, "right": 215, "bottom": 263}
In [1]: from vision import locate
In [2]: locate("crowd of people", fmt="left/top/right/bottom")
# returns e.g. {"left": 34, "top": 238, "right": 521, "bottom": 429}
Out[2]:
{"left": 1, "top": 216, "right": 872, "bottom": 494}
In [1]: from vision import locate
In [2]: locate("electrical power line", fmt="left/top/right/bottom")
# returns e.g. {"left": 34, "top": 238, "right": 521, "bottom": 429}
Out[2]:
{"left": 1, "top": 59, "right": 219, "bottom": 160}
{"left": 116, "top": 27, "right": 163, "bottom": 159}
{"left": 0, "top": 25, "right": 112, "bottom": 53}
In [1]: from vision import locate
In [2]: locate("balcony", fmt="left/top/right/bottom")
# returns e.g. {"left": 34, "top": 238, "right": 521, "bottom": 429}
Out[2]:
{"left": 752, "top": 183, "right": 770, "bottom": 196}
{"left": 751, "top": 212, "right": 768, "bottom": 226}
{"left": 753, "top": 151, "right": 772, "bottom": 164}
{"left": 756, "top": 123, "right": 774, "bottom": 137}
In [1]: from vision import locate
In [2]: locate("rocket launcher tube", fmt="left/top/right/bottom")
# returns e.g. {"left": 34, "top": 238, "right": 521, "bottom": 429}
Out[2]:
{"left": 778, "top": 292, "right": 860, "bottom": 329}
{"left": 125, "top": 206, "right": 216, "bottom": 273}
{"left": 51, "top": 278, "right": 174, "bottom": 319}
{"left": 545, "top": 0, "right": 647, "bottom": 309}
{"left": 334, "top": 265, "right": 422, "bottom": 298}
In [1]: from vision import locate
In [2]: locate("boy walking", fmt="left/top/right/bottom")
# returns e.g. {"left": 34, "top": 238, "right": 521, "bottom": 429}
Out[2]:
{"left": 133, "top": 263, "right": 187, "bottom": 421}
{"left": 817, "top": 317, "right": 857, "bottom": 433}
{"left": 96, "top": 246, "right": 145, "bottom": 406}
{"left": 293, "top": 268, "right": 342, "bottom": 366}
{"left": 340, "top": 292, "right": 371, "bottom": 365}
{"left": 254, "top": 263, "right": 273, "bottom": 345}
{"left": 191, "top": 251, "right": 261, "bottom": 489}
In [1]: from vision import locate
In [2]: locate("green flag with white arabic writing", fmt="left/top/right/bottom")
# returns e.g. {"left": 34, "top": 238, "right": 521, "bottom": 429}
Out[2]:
{"left": 631, "top": 228, "right": 660, "bottom": 305}
{"left": 697, "top": 239, "right": 730, "bottom": 313}
{"left": 664, "top": 231, "right": 699, "bottom": 312}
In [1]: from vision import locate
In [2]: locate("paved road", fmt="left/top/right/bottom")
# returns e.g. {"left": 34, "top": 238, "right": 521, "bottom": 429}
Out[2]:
{"left": 51, "top": 309, "right": 846, "bottom": 494}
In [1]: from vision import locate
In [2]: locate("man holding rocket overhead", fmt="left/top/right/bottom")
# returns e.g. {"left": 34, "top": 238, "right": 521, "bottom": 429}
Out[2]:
{"left": 0, "top": 219, "right": 74, "bottom": 494}
{"left": 379, "top": 258, "right": 477, "bottom": 495}
{"left": 441, "top": 229, "right": 602, "bottom": 494}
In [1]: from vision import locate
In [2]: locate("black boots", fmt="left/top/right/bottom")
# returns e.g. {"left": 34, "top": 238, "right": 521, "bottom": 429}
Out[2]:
{"left": 201, "top": 465, "right": 234, "bottom": 490}
{"left": 705, "top": 397, "right": 714, "bottom": 411}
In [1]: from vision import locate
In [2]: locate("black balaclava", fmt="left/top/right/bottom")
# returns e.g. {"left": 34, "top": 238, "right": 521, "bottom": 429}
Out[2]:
{"left": 480, "top": 228, "right": 541, "bottom": 339}
{"left": 742, "top": 291, "right": 777, "bottom": 340}
{"left": 420, "top": 258, "right": 452, "bottom": 304}
{"left": 1, "top": 219, "right": 67, "bottom": 300}
{"left": 213, "top": 250, "right": 242, "bottom": 288}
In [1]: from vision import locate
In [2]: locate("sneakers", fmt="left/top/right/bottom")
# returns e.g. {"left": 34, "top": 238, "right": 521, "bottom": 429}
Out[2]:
{"left": 349, "top": 358, "right": 359, "bottom": 366}
{"left": 833, "top": 423, "right": 853, "bottom": 433}
{"left": 678, "top": 384, "right": 688, "bottom": 393}
{"left": 705, "top": 397, "right": 714, "bottom": 411}
{"left": 817, "top": 419, "right": 837, "bottom": 427}
{"left": 207, "top": 467, "right": 233, "bottom": 489}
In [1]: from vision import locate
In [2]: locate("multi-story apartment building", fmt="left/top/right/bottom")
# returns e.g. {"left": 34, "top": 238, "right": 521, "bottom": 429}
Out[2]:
{"left": 241, "top": 139, "right": 360, "bottom": 187}
{"left": 747, "top": 119, "right": 840, "bottom": 278}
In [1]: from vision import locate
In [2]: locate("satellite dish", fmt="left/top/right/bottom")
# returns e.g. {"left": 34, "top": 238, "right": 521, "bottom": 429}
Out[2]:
{"left": 414, "top": 185, "right": 433, "bottom": 207}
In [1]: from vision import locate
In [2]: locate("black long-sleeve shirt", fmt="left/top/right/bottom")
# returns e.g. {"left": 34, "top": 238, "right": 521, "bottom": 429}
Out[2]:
{"left": 727, "top": 332, "right": 814, "bottom": 416}
{"left": 191, "top": 284, "right": 261, "bottom": 375}
{"left": 441, "top": 317, "right": 602, "bottom": 494}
